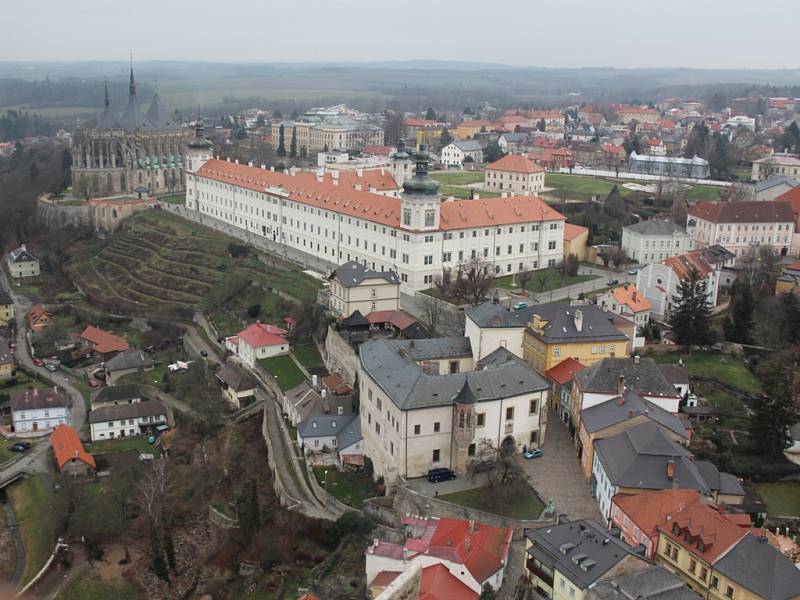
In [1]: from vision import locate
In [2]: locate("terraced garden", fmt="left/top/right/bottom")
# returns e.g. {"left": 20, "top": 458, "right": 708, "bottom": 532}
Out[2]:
{"left": 65, "top": 211, "right": 321, "bottom": 314}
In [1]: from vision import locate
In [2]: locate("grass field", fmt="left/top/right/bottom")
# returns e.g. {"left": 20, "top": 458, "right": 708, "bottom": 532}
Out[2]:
{"left": 685, "top": 185, "right": 723, "bottom": 201}
{"left": 159, "top": 193, "right": 186, "bottom": 205}
{"left": 494, "top": 268, "right": 598, "bottom": 293}
{"left": 313, "top": 467, "right": 380, "bottom": 508}
{"left": 652, "top": 353, "right": 762, "bottom": 395}
{"left": 543, "top": 173, "right": 722, "bottom": 202}
{"left": 0, "top": 439, "right": 17, "bottom": 463}
{"left": 84, "top": 436, "right": 155, "bottom": 455}
{"left": 440, "top": 478, "right": 544, "bottom": 520}
{"left": 68, "top": 481, "right": 125, "bottom": 539}
{"left": 7, "top": 474, "right": 68, "bottom": 586}
{"left": 208, "top": 283, "right": 291, "bottom": 338}
{"left": 430, "top": 171, "right": 485, "bottom": 185}
{"left": 755, "top": 482, "right": 800, "bottom": 516}
{"left": 293, "top": 344, "right": 324, "bottom": 371}
{"left": 56, "top": 570, "right": 144, "bottom": 600}
{"left": 438, "top": 185, "right": 501, "bottom": 199}
{"left": 259, "top": 355, "right": 306, "bottom": 391}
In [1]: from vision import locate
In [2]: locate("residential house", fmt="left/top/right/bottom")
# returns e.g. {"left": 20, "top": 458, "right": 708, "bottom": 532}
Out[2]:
{"left": 484, "top": 154, "right": 545, "bottom": 195}
{"left": 92, "top": 383, "right": 143, "bottom": 408}
{"left": 465, "top": 298, "right": 537, "bottom": 360}
{"left": 455, "top": 119, "right": 494, "bottom": 140}
{"left": 621, "top": 220, "right": 693, "bottom": 265}
{"left": 658, "top": 362, "right": 691, "bottom": 400}
{"left": 596, "top": 285, "right": 652, "bottom": 329}
{"left": 525, "top": 519, "right": 649, "bottom": 600}
{"left": 0, "top": 335, "right": 13, "bottom": 382}
{"left": 88, "top": 399, "right": 168, "bottom": 441}
{"left": 753, "top": 176, "right": 799, "bottom": 201}
{"left": 497, "top": 132, "right": 528, "bottom": 153}
{"left": 545, "top": 357, "right": 586, "bottom": 429}
{"left": 370, "top": 562, "right": 478, "bottom": 600}
{"left": 329, "top": 261, "right": 400, "bottom": 317}
{"left": 440, "top": 141, "right": 483, "bottom": 167}
{"left": 588, "top": 566, "right": 700, "bottom": 600}
{"left": 216, "top": 362, "right": 256, "bottom": 409}
{"left": 225, "top": 322, "right": 289, "bottom": 368}
{"left": 335, "top": 417, "right": 363, "bottom": 468}
{"left": 297, "top": 412, "right": 359, "bottom": 453}
{"left": 0, "top": 290, "right": 14, "bottom": 326}
{"left": 751, "top": 152, "right": 800, "bottom": 182}
{"left": 628, "top": 152, "right": 710, "bottom": 179}
{"left": 283, "top": 380, "right": 351, "bottom": 427}
{"left": 610, "top": 490, "right": 703, "bottom": 560}
{"left": 687, "top": 200, "right": 795, "bottom": 257}
{"left": 636, "top": 250, "right": 721, "bottom": 320}
{"left": 591, "top": 422, "right": 744, "bottom": 522}
{"left": 78, "top": 325, "right": 130, "bottom": 359}
{"left": 617, "top": 106, "right": 660, "bottom": 125}
{"left": 366, "top": 516, "right": 513, "bottom": 595}
{"left": 359, "top": 338, "right": 548, "bottom": 484}
{"left": 366, "top": 309, "right": 427, "bottom": 339}
{"left": 51, "top": 424, "right": 95, "bottom": 477}
{"left": 103, "top": 349, "right": 155, "bottom": 385}
{"left": 776, "top": 260, "right": 800, "bottom": 296}
{"left": 578, "top": 389, "right": 690, "bottom": 479}
{"left": 11, "top": 387, "right": 70, "bottom": 433}
{"left": 522, "top": 302, "right": 630, "bottom": 376}
{"left": 28, "top": 304, "right": 52, "bottom": 333}
{"left": 564, "top": 224, "right": 589, "bottom": 262}
{"left": 776, "top": 186, "right": 800, "bottom": 255}
{"left": 6, "top": 244, "right": 40, "bottom": 279}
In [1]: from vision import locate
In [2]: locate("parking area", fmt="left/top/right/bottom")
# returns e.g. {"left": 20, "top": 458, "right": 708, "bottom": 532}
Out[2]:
{"left": 405, "top": 471, "right": 490, "bottom": 497}
{"left": 518, "top": 409, "right": 604, "bottom": 522}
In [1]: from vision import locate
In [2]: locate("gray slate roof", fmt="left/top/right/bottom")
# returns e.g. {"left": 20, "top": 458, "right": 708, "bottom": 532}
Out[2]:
{"left": 466, "top": 300, "right": 535, "bottom": 328}
{"left": 476, "top": 346, "right": 528, "bottom": 370}
{"left": 576, "top": 357, "right": 679, "bottom": 399}
{"left": 105, "top": 349, "right": 154, "bottom": 372}
{"left": 658, "top": 363, "right": 689, "bottom": 385}
{"left": 580, "top": 391, "right": 688, "bottom": 439}
{"left": 8, "top": 246, "right": 38, "bottom": 264}
{"left": 89, "top": 399, "right": 167, "bottom": 424}
{"left": 93, "top": 384, "right": 143, "bottom": 406}
{"left": 216, "top": 363, "right": 256, "bottom": 392}
{"left": 145, "top": 92, "right": 179, "bottom": 131}
{"left": 360, "top": 337, "right": 547, "bottom": 411}
{"left": 713, "top": 534, "right": 800, "bottom": 600}
{"left": 0, "top": 289, "right": 12, "bottom": 305}
{"left": 526, "top": 520, "right": 644, "bottom": 589}
{"left": 623, "top": 219, "right": 688, "bottom": 236}
{"left": 297, "top": 413, "right": 358, "bottom": 439}
{"left": 452, "top": 140, "right": 482, "bottom": 152}
{"left": 755, "top": 175, "right": 799, "bottom": 193}
{"left": 285, "top": 380, "right": 351, "bottom": 423}
{"left": 695, "top": 460, "right": 745, "bottom": 496}
{"left": 11, "top": 388, "right": 69, "bottom": 411}
{"left": 698, "top": 244, "right": 736, "bottom": 265}
{"left": 336, "top": 417, "right": 362, "bottom": 450}
{"left": 389, "top": 337, "right": 472, "bottom": 360}
{"left": 526, "top": 303, "right": 628, "bottom": 344}
{"left": 590, "top": 566, "right": 700, "bottom": 600}
{"left": 331, "top": 261, "right": 399, "bottom": 287}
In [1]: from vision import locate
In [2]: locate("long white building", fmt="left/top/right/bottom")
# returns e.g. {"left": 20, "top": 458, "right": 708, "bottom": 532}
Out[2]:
{"left": 184, "top": 144, "right": 566, "bottom": 291}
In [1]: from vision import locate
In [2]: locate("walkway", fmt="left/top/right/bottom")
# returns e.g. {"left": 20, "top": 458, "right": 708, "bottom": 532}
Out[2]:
{"left": 4, "top": 502, "right": 24, "bottom": 585}
{"left": 518, "top": 409, "right": 602, "bottom": 522}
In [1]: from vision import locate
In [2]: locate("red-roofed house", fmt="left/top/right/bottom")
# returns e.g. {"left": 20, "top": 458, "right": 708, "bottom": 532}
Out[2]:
{"left": 366, "top": 517, "right": 513, "bottom": 595}
{"left": 597, "top": 284, "right": 653, "bottom": 328}
{"left": 484, "top": 154, "right": 545, "bottom": 195}
{"left": 79, "top": 325, "right": 130, "bottom": 358}
{"left": 636, "top": 250, "right": 721, "bottom": 319}
{"left": 563, "top": 223, "right": 589, "bottom": 261}
{"left": 51, "top": 424, "right": 95, "bottom": 476}
{"left": 28, "top": 303, "right": 52, "bottom": 333}
{"left": 776, "top": 186, "right": 800, "bottom": 255}
{"left": 225, "top": 322, "right": 289, "bottom": 367}
{"left": 545, "top": 357, "right": 586, "bottom": 427}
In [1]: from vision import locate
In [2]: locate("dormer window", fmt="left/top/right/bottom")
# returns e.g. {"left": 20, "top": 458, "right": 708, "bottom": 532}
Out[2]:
{"left": 673, "top": 523, "right": 680, "bottom": 535}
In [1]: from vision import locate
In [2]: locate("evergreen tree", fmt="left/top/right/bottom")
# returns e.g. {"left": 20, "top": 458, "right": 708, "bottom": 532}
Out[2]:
{"left": 61, "top": 148, "right": 71, "bottom": 169}
{"left": 709, "top": 132, "right": 733, "bottom": 178}
{"left": 749, "top": 394, "right": 795, "bottom": 460}
{"left": 439, "top": 128, "right": 452, "bottom": 148}
{"left": 425, "top": 107, "right": 436, "bottom": 121}
{"left": 483, "top": 141, "right": 505, "bottom": 163}
{"left": 289, "top": 128, "right": 297, "bottom": 158}
{"left": 778, "top": 292, "right": 800, "bottom": 345}
{"left": 237, "top": 479, "right": 261, "bottom": 542}
{"left": 277, "top": 124, "right": 286, "bottom": 157}
{"left": 669, "top": 268, "right": 715, "bottom": 347}
{"left": 781, "top": 121, "right": 800, "bottom": 154}
{"left": 351, "top": 373, "right": 360, "bottom": 414}
{"left": 28, "top": 161, "right": 39, "bottom": 181}
{"left": 479, "top": 584, "right": 497, "bottom": 600}
{"left": 724, "top": 282, "right": 755, "bottom": 344}
{"left": 684, "top": 121, "right": 710, "bottom": 158}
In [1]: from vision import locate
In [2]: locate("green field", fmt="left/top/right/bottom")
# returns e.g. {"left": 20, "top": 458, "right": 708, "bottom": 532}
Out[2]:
{"left": 56, "top": 571, "right": 144, "bottom": 600}
{"left": 685, "top": 185, "right": 723, "bottom": 201}
{"left": 259, "top": 355, "right": 306, "bottom": 391}
{"left": 430, "top": 171, "right": 485, "bottom": 185}
{"left": 159, "top": 193, "right": 186, "bottom": 205}
{"left": 494, "top": 268, "right": 598, "bottom": 293}
{"left": 293, "top": 344, "right": 324, "bottom": 371}
{"left": 313, "top": 467, "right": 380, "bottom": 508}
{"left": 208, "top": 283, "right": 291, "bottom": 338}
{"left": 652, "top": 353, "right": 762, "bottom": 395}
{"left": 84, "top": 436, "right": 155, "bottom": 455}
{"left": 440, "top": 478, "right": 544, "bottom": 520}
{"left": 543, "top": 173, "right": 722, "bottom": 202}
{"left": 755, "top": 482, "right": 800, "bottom": 516}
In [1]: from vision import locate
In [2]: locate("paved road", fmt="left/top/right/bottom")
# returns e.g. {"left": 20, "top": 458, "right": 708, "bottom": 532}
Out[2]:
{"left": 518, "top": 409, "right": 603, "bottom": 523}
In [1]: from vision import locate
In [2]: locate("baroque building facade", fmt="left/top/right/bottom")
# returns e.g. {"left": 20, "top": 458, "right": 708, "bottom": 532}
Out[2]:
{"left": 71, "top": 68, "right": 192, "bottom": 198}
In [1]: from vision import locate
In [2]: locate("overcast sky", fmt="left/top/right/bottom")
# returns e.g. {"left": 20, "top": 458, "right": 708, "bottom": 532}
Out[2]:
{"left": 2, "top": 0, "right": 798, "bottom": 69}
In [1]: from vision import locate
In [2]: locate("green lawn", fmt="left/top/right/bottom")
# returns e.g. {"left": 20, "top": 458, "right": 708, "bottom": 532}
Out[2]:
{"left": 685, "top": 185, "right": 723, "bottom": 201}
{"left": 755, "top": 482, "right": 800, "bottom": 517}
{"left": 0, "top": 373, "right": 47, "bottom": 398}
{"left": 7, "top": 474, "right": 68, "bottom": 586}
{"left": 652, "top": 353, "right": 762, "bottom": 395}
{"left": 56, "top": 570, "right": 145, "bottom": 600}
{"left": 84, "top": 435, "right": 155, "bottom": 455}
{"left": 160, "top": 193, "right": 186, "bottom": 205}
{"left": 437, "top": 184, "right": 500, "bottom": 199}
{"left": 430, "top": 171, "right": 485, "bottom": 185}
{"left": 440, "top": 478, "right": 544, "bottom": 520}
{"left": 259, "top": 355, "right": 306, "bottom": 391}
{"left": 544, "top": 173, "right": 633, "bottom": 201}
{"left": 68, "top": 481, "right": 125, "bottom": 539}
{"left": 293, "top": 344, "right": 324, "bottom": 371}
{"left": 0, "top": 438, "right": 17, "bottom": 463}
{"left": 313, "top": 467, "right": 380, "bottom": 508}
{"left": 494, "top": 268, "right": 598, "bottom": 293}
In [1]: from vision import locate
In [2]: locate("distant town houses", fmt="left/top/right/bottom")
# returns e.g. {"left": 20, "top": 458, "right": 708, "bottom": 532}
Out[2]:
{"left": 225, "top": 322, "right": 290, "bottom": 368}
{"left": 6, "top": 244, "right": 40, "bottom": 279}
{"left": 270, "top": 107, "right": 384, "bottom": 154}
{"left": 621, "top": 219, "right": 693, "bottom": 265}
{"left": 751, "top": 152, "right": 800, "bottom": 181}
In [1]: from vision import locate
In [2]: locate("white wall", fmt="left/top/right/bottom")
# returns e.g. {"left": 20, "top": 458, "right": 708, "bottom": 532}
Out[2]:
{"left": 12, "top": 407, "right": 69, "bottom": 433}
{"left": 89, "top": 412, "right": 167, "bottom": 441}
{"left": 591, "top": 452, "right": 617, "bottom": 525}
{"left": 465, "top": 317, "right": 524, "bottom": 360}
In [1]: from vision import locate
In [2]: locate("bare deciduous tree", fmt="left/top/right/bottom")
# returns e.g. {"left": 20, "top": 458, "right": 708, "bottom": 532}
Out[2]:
{"left": 421, "top": 293, "right": 443, "bottom": 335}
{"left": 135, "top": 459, "right": 171, "bottom": 531}
{"left": 466, "top": 439, "right": 519, "bottom": 489}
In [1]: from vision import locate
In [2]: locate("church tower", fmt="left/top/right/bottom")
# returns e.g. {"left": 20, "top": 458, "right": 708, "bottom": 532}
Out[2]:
{"left": 451, "top": 379, "right": 478, "bottom": 473}
{"left": 400, "top": 144, "right": 440, "bottom": 231}
{"left": 390, "top": 137, "right": 413, "bottom": 188}
{"left": 185, "top": 115, "right": 214, "bottom": 210}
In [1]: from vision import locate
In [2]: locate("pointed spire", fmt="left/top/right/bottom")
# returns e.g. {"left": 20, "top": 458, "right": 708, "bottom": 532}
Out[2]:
{"left": 129, "top": 54, "right": 136, "bottom": 97}
{"left": 104, "top": 80, "right": 110, "bottom": 107}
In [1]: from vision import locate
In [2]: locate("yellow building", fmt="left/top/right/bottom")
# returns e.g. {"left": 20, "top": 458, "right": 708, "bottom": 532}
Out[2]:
{"left": 415, "top": 127, "right": 445, "bottom": 150}
{"left": 0, "top": 290, "right": 13, "bottom": 326}
{"left": 0, "top": 336, "right": 13, "bottom": 381}
{"left": 454, "top": 119, "right": 494, "bottom": 140}
{"left": 522, "top": 303, "right": 629, "bottom": 376}
{"left": 564, "top": 223, "right": 589, "bottom": 262}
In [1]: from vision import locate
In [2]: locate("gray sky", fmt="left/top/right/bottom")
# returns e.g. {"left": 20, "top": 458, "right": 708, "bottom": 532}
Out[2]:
{"left": 2, "top": 0, "right": 799, "bottom": 69}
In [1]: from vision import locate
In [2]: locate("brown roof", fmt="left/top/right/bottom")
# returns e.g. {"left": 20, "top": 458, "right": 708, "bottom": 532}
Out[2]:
{"left": 658, "top": 502, "right": 748, "bottom": 564}
{"left": 486, "top": 153, "right": 545, "bottom": 174}
{"left": 10, "top": 388, "right": 68, "bottom": 411}
{"left": 689, "top": 200, "right": 795, "bottom": 224}
{"left": 79, "top": 325, "right": 130, "bottom": 354}
{"left": 614, "top": 490, "right": 701, "bottom": 539}
{"left": 216, "top": 363, "right": 256, "bottom": 392}
{"left": 88, "top": 400, "right": 167, "bottom": 424}
{"left": 662, "top": 250, "right": 715, "bottom": 279}
{"left": 439, "top": 195, "right": 564, "bottom": 230}
{"left": 51, "top": 425, "right": 95, "bottom": 470}
{"left": 564, "top": 223, "right": 589, "bottom": 241}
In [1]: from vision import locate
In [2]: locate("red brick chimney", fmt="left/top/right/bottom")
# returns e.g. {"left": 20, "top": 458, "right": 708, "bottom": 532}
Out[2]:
{"left": 617, "top": 374, "right": 625, "bottom": 398}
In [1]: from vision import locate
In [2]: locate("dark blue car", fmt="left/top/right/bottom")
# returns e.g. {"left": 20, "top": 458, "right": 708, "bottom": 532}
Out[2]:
{"left": 427, "top": 467, "right": 457, "bottom": 483}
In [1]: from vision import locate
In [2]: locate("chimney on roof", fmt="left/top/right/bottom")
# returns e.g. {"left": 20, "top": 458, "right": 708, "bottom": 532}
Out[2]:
{"left": 471, "top": 190, "right": 480, "bottom": 200}
{"left": 617, "top": 375, "right": 625, "bottom": 398}
{"left": 20, "top": 244, "right": 26, "bottom": 251}
{"left": 270, "top": 166, "right": 275, "bottom": 172}
{"left": 356, "top": 167, "right": 363, "bottom": 177}
{"left": 468, "top": 519, "right": 475, "bottom": 535}
{"left": 354, "top": 184, "right": 362, "bottom": 191}
{"left": 501, "top": 192, "right": 508, "bottom": 198}
{"left": 574, "top": 309, "right": 583, "bottom": 332}
{"left": 628, "top": 409, "right": 635, "bottom": 417}
{"left": 261, "top": 164, "right": 266, "bottom": 169}
{"left": 316, "top": 168, "right": 324, "bottom": 183}
{"left": 234, "top": 159, "right": 239, "bottom": 164}
{"left": 226, "top": 157, "right": 231, "bottom": 162}
{"left": 248, "top": 160, "right": 253, "bottom": 167}
{"left": 667, "top": 460, "right": 675, "bottom": 481}
{"left": 321, "top": 389, "right": 327, "bottom": 398}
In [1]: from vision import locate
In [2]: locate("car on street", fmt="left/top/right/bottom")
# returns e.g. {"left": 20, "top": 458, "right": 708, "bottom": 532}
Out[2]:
{"left": 45, "top": 364, "right": 57, "bottom": 372}
{"left": 607, "top": 279, "right": 619, "bottom": 286}
{"left": 427, "top": 467, "right": 457, "bottom": 483}
{"left": 9, "top": 442, "right": 31, "bottom": 453}
{"left": 523, "top": 447, "right": 544, "bottom": 459}
{"left": 512, "top": 301, "right": 528, "bottom": 310}
{"left": 33, "top": 358, "right": 44, "bottom": 367}
{"left": 627, "top": 269, "right": 638, "bottom": 275}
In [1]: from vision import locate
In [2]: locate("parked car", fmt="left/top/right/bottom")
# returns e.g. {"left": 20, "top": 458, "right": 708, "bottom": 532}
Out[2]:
{"left": 9, "top": 442, "right": 31, "bottom": 453}
{"left": 513, "top": 301, "right": 528, "bottom": 311}
{"left": 33, "top": 358, "right": 44, "bottom": 367}
{"left": 607, "top": 279, "right": 619, "bottom": 286}
{"left": 44, "top": 364, "right": 57, "bottom": 372}
{"left": 627, "top": 269, "right": 638, "bottom": 276}
{"left": 427, "top": 467, "right": 457, "bottom": 483}
{"left": 523, "top": 448, "right": 544, "bottom": 459}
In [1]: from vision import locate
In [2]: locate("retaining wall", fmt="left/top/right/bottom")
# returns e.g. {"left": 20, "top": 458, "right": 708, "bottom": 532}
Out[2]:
{"left": 208, "top": 505, "right": 239, "bottom": 529}
{"left": 261, "top": 406, "right": 303, "bottom": 511}
{"left": 322, "top": 325, "right": 359, "bottom": 384}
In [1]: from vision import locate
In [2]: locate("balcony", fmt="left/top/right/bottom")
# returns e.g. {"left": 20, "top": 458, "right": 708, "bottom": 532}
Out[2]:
{"left": 526, "top": 559, "right": 554, "bottom": 588}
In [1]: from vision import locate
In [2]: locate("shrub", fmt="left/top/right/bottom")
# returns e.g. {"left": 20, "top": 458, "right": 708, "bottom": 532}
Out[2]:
{"left": 247, "top": 304, "right": 261, "bottom": 319}
{"left": 321, "top": 512, "right": 376, "bottom": 548}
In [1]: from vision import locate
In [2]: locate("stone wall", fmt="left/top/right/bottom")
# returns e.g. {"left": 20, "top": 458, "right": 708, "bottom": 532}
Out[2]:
{"left": 208, "top": 505, "right": 239, "bottom": 529}
{"left": 261, "top": 407, "right": 303, "bottom": 511}
{"left": 36, "top": 197, "right": 92, "bottom": 229}
{"left": 323, "top": 325, "right": 359, "bottom": 384}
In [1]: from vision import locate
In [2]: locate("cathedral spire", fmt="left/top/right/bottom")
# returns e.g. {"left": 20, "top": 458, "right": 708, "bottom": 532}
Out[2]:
{"left": 104, "top": 80, "right": 110, "bottom": 107}
{"left": 129, "top": 55, "right": 136, "bottom": 98}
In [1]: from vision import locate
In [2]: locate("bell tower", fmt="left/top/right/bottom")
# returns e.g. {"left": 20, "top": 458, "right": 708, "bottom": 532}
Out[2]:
{"left": 451, "top": 379, "right": 478, "bottom": 473}
{"left": 390, "top": 137, "right": 413, "bottom": 188}
{"left": 185, "top": 113, "right": 214, "bottom": 210}
{"left": 400, "top": 144, "right": 441, "bottom": 231}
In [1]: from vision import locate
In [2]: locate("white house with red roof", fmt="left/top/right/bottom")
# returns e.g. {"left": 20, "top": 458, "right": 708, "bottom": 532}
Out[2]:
{"left": 366, "top": 516, "right": 513, "bottom": 596}
{"left": 596, "top": 284, "right": 652, "bottom": 329}
{"left": 225, "top": 322, "right": 289, "bottom": 367}
{"left": 484, "top": 154, "right": 545, "bottom": 195}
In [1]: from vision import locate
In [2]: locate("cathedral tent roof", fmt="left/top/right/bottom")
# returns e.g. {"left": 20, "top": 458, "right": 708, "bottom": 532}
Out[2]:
{"left": 118, "top": 67, "right": 158, "bottom": 132}
{"left": 146, "top": 91, "right": 179, "bottom": 131}
{"left": 96, "top": 82, "right": 120, "bottom": 130}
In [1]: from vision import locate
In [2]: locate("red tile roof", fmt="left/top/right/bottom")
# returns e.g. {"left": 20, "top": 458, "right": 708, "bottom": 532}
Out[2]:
{"left": 51, "top": 425, "right": 95, "bottom": 470}
{"left": 428, "top": 518, "right": 513, "bottom": 583}
{"left": 614, "top": 490, "right": 701, "bottom": 540}
{"left": 776, "top": 186, "right": 800, "bottom": 215}
{"left": 545, "top": 357, "right": 586, "bottom": 385}
{"left": 662, "top": 251, "right": 715, "bottom": 279}
{"left": 564, "top": 223, "right": 588, "bottom": 242}
{"left": 419, "top": 564, "right": 478, "bottom": 600}
{"left": 458, "top": 119, "right": 493, "bottom": 129}
{"left": 688, "top": 200, "right": 795, "bottom": 224}
{"left": 28, "top": 304, "right": 51, "bottom": 327}
{"left": 298, "top": 168, "right": 400, "bottom": 192}
{"left": 366, "top": 309, "right": 418, "bottom": 331}
{"left": 486, "top": 154, "right": 544, "bottom": 174}
{"left": 658, "top": 501, "right": 748, "bottom": 564}
{"left": 237, "top": 322, "right": 288, "bottom": 349}
{"left": 439, "top": 196, "right": 565, "bottom": 231}
{"left": 611, "top": 284, "right": 653, "bottom": 313}
{"left": 369, "top": 571, "right": 402, "bottom": 587}
{"left": 79, "top": 325, "right": 130, "bottom": 354}
{"left": 362, "top": 144, "right": 394, "bottom": 155}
